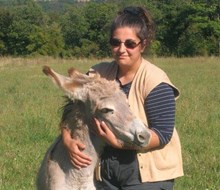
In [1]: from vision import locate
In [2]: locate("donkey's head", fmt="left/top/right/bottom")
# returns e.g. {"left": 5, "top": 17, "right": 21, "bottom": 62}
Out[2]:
{"left": 43, "top": 66, "right": 151, "bottom": 148}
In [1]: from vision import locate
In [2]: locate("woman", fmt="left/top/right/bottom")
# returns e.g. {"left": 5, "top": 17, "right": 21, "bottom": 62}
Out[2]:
{"left": 62, "top": 6, "right": 183, "bottom": 190}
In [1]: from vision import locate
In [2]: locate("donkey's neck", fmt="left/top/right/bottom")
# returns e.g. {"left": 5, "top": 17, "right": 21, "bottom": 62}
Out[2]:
{"left": 62, "top": 99, "right": 105, "bottom": 168}
{"left": 71, "top": 122, "right": 105, "bottom": 161}
{"left": 60, "top": 99, "right": 106, "bottom": 188}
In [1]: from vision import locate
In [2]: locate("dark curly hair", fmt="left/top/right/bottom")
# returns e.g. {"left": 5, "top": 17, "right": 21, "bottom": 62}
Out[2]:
{"left": 110, "top": 6, "right": 155, "bottom": 46}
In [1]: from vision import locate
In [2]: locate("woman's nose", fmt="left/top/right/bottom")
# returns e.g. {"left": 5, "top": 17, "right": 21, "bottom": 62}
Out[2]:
{"left": 118, "top": 43, "right": 126, "bottom": 52}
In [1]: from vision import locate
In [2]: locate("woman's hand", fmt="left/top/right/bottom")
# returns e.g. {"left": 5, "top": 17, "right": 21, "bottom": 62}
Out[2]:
{"left": 93, "top": 118, "right": 158, "bottom": 151}
{"left": 62, "top": 128, "right": 92, "bottom": 169}
{"left": 93, "top": 118, "right": 124, "bottom": 149}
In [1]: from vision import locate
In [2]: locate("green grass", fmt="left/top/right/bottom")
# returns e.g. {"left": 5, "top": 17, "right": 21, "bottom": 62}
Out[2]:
{"left": 0, "top": 56, "right": 219, "bottom": 190}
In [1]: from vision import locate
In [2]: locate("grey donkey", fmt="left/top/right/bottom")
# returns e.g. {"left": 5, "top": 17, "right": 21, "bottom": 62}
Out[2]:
{"left": 36, "top": 66, "right": 151, "bottom": 190}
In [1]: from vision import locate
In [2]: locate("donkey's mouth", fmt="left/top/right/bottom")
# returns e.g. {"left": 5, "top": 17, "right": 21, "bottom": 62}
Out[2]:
{"left": 118, "top": 139, "right": 147, "bottom": 149}
{"left": 114, "top": 129, "right": 151, "bottom": 149}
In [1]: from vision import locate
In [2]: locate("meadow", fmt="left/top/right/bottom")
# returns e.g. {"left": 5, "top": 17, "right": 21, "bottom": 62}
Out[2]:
{"left": 0, "top": 56, "right": 219, "bottom": 190}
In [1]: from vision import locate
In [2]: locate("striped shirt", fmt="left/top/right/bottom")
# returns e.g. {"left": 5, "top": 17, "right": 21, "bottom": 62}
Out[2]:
{"left": 117, "top": 80, "right": 175, "bottom": 146}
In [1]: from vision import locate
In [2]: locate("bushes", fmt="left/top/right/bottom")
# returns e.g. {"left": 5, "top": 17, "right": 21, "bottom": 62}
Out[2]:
{"left": 0, "top": 1, "right": 64, "bottom": 56}
{"left": 0, "top": 0, "right": 219, "bottom": 58}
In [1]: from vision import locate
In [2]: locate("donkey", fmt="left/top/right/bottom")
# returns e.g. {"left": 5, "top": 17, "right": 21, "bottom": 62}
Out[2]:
{"left": 36, "top": 66, "right": 151, "bottom": 190}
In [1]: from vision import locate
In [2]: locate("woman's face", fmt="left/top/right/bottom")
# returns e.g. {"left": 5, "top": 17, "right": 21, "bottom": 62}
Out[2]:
{"left": 110, "top": 27, "right": 145, "bottom": 68}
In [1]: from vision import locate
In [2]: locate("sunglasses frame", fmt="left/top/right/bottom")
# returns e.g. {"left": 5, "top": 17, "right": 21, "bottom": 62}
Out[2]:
{"left": 109, "top": 38, "right": 142, "bottom": 49}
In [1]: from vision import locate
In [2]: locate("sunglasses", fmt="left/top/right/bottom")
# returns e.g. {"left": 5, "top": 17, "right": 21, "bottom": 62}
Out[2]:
{"left": 109, "top": 38, "right": 142, "bottom": 49}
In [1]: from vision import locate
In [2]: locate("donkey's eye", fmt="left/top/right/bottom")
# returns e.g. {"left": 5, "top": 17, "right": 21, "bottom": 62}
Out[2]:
{"left": 100, "top": 108, "right": 114, "bottom": 114}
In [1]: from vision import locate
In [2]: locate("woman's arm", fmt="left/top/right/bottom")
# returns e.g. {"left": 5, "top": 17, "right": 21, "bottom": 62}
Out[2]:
{"left": 62, "top": 127, "right": 92, "bottom": 168}
{"left": 93, "top": 83, "right": 175, "bottom": 151}
{"left": 145, "top": 83, "right": 176, "bottom": 146}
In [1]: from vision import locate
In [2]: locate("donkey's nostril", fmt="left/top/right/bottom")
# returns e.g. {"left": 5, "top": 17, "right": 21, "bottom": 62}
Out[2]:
{"left": 136, "top": 131, "right": 151, "bottom": 146}
{"left": 137, "top": 134, "right": 146, "bottom": 142}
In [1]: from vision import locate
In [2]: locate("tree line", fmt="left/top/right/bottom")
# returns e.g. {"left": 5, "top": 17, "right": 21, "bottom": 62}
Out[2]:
{"left": 0, "top": 0, "right": 220, "bottom": 58}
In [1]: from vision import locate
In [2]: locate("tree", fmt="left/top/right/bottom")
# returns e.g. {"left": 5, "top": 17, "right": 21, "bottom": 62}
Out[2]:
{"left": 156, "top": 1, "right": 220, "bottom": 56}
{"left": 27, "top": 23, "right": 64, "bottom": 56}
{"left": 176, "top": 3, "right": 220, "bottom": 56}
{"left": 1, "top": 1, "right": 64, "bottom": 56}
{"left": 60, "top": 2, "right": 117, "bottom": 57}
{"left": 83, "top": 2, "right": 117, "bottom": 57}
{"left": 60, "top": 6, "right": 89, "bottom": 50}
{"left": 6, "top": 1, "right": 48, "bottom": 55}
{"left": 0, "top": 8, "right": 14, "bottom": 55}
{"left": 1, "top": 0, "right": 220, "bottom": 57}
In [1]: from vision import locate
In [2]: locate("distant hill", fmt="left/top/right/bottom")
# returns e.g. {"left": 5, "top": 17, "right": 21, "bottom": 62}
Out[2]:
{"left": 0, "top": 0, "right": 91, "bottom": 12}
{"left": 0, "top": 0, "right": 91, "bottom": 6}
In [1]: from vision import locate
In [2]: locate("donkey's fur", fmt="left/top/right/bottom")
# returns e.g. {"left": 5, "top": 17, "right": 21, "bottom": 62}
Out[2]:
{"left": 36, "top": 66, "right": 151, "bottom": 190}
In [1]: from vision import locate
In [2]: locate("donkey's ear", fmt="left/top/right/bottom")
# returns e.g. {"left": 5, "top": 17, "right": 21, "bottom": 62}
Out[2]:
{"left": 87, "top": 68, "right": 101, "bottom": 79}
{"left": 68, "top": 67, "right": 100, "bottom": 80}
{"left": 68, "top": 67, "right": 81, "bottom": 78}
{"left": 43, "top": 66, "right": 71, "bottom": 88}
{"left": 42, "top": 66, "right": 87, "bottom": 101}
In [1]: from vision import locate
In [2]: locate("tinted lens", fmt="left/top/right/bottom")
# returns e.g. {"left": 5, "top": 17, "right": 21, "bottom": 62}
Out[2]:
{"left": 110, "top": 38, "right": 141, "bottom": 49}
{"left": 124, "top": 40, "right": 139, "bottom": 49}
{"left": 109, "top": 38, "right": 121, "bottom": 47}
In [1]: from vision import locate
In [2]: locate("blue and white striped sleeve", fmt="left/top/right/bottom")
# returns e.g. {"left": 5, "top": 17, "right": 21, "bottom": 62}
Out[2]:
{"left": 144, "top": 82, "right": 176, "bottom": 146}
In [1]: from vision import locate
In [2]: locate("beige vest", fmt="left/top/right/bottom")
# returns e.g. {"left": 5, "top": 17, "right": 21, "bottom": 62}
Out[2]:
{"left": 90, "top": 58, "right": 184, "bottom": 182}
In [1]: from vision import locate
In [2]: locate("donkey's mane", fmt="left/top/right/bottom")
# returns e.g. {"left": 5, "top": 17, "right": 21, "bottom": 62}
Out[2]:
{"left": 60, "top": 98, "right": 84, "bottom": 122}
{"left": 84, "top": 78, "right": 126, "bottom": 100}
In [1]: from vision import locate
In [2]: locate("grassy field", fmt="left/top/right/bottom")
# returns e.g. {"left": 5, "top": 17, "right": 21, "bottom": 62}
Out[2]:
{"left": 0, "top": 56, "right": 219, "bottom": 190}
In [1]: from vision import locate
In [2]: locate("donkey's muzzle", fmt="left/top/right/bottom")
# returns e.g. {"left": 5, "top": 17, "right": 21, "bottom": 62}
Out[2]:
{"left": 135, "top": 130, "right": 151, "bottom": 147}
{"left": 130, "top": 119, "right": 151, "bottom": 147}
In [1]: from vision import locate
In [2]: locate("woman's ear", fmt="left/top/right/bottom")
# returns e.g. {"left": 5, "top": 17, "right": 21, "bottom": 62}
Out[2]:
{"left": 141, "top": 39, "right": 147, "bottom": 53}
